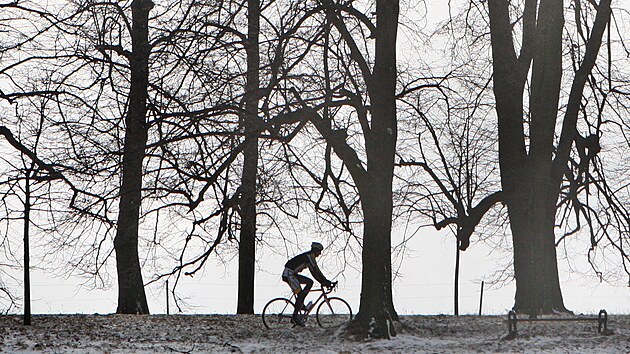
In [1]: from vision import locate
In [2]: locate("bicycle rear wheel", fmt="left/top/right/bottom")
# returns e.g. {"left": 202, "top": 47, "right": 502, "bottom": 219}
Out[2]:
{"left": 316, "top": 297, "right": 352, "bottom": 328}
{"left": 262, "top": 298, "right": 295, "bottom": 329}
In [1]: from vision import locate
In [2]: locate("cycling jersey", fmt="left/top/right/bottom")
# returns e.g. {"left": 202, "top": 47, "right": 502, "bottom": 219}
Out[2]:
{"left": 284, "top": 251, "right": 329, "bottom": 285}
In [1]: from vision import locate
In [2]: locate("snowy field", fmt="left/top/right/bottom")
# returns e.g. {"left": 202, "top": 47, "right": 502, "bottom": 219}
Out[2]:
{"left": 0, "top": 313, "right": 628, "bottom": 353}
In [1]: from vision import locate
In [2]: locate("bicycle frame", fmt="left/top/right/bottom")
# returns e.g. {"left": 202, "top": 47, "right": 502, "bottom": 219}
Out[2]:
{"left": 293, "top": 286, "right": 335, "bottom": 316}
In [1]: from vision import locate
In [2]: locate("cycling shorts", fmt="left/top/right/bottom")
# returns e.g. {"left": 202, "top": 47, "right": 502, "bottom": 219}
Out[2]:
{"left": 282, "top": 268, "right": 301, "bottom": 294}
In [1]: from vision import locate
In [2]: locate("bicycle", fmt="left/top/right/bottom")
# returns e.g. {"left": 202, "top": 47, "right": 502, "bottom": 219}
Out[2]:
{"left": 262, "top": 281, "right": 352, "bottom": 329}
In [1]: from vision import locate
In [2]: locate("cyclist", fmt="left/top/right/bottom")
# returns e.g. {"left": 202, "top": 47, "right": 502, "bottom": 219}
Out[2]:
{"left": 282, "top": 242, "right": 333, "bottom": 326}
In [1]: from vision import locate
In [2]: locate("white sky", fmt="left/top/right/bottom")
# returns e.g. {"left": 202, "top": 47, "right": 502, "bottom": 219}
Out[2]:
{"left": 24, "top": 226, "right": 629, "bottom": 316}
{"left": 2, "top": 0, "right": 630, "bottom": 317}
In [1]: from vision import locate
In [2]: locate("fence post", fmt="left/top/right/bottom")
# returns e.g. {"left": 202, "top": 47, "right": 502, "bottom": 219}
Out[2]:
{"left": 166, "top": 280, "right": 170, "bottom": 315}
{"left": 478, "top": 280, "right": 484, "bottom": 316}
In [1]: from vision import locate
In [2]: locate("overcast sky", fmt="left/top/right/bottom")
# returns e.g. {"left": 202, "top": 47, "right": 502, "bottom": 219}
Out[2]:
{"left": 24, "top": 225, "right": 629, "bottom": 316}
{"left": 2, "top": 0, "right": 630, "bottom": 316}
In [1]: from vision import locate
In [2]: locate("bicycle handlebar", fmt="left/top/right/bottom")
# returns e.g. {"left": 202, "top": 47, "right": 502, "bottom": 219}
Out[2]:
{"left": 324, "top": 281, "right": 338, "bottom": 294}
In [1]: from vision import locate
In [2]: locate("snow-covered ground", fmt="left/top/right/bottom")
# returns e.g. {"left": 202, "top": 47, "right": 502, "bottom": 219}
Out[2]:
{"left": 0, "top": 313, "right": 628, "bottom": 353}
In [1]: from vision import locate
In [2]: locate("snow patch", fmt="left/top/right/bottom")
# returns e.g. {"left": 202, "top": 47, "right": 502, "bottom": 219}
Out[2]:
{"left": 0, "top": 314, "right": 627, "bottom": 353}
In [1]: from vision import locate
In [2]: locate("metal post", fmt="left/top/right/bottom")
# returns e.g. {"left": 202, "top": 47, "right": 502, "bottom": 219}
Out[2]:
{"left": 166, "top": 280, "right": 170, "bottom": 315}
{"left": 478, "top": 280, "right": 484, "bottom": 316}
{"left": 508, "top": 310, "right": 517, "bottom": 336}
{"left": 598, "top": 309, "right": 607, "bottom": 333}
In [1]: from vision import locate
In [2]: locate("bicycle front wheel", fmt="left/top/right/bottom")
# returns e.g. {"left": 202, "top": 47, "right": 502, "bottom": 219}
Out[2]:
{"left": 316, "top": 297, "right": 352, "bottom": 328}
{"left": 262, "top": 298, "right": 295, "bottom": 329}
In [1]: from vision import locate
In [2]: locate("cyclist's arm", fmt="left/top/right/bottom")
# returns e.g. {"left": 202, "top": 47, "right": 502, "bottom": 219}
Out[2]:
{"left": 307, "top": 253, "right": 331, "bottom": 286}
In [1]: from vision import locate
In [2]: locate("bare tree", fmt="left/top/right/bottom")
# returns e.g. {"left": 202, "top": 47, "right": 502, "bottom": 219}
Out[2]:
{"left": 485, "top": 0, "right": 613, "bottom": 314}
{"left": 0, "top": 101, "right": 69, "bottom": 323}
{"left": 397, "top": 75, "right": 503, "bottom": 315}
{"left": 0, "top": 0, "right": 189, "bottom": 314}
{"left": 398, "top": 0, "right": 628, "bottom": 316}
{"left": 259, "top": 0, "right": 402, "bottom": 338}
{"left": 104, "top": 0, "right": 153, "bottom": 314}
{"left": 142, "top": 0, "right": 336, "bottom": 313}
{"left": 236, "top": 0, "right": 261, "bottom": 315}
{"left": 429, "top": 0, "right": 626, "bottom": 314}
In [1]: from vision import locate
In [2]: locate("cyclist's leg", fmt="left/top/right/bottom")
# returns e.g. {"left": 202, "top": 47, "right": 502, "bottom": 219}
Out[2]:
{"left": 294, "top": 275, "right": 313, "bottom": 314}
{"left": 283, "top": 269, "right": 304, "bottom": 324}
{"left": 282, "top": 269, "right": 302, "bottom": 296}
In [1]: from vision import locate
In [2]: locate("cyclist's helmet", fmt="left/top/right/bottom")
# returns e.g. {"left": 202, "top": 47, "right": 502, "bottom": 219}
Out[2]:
{"left": 311, "top": 242, "right": 324, "bottom": 252}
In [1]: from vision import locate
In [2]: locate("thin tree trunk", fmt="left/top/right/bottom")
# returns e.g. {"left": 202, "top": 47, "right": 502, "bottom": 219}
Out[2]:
{"left": 454, "top": 244, "right": 460, "bottom": 316}
{"left": 114, "top": 0, "right": 153, "bottom": 314}
{"left": 236, "top": 0, "right": 260, "bottom": 315}
{"left": 23, "top": 169, "right": 31, "bottom": 325}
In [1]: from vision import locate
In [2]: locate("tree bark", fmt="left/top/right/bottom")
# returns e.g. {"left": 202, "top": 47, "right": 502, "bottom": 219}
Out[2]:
{"left": 237, "top": 0, "right": 260, "bottom": 315}
{"left": 114, "top": 0, "right": 153, "bottom": 314}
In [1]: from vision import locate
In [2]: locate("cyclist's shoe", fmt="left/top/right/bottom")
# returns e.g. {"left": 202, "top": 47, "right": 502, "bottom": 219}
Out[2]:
{"left": 303, "top": 301, "right": 314, "bottom": 312}
{"left": 291, "top": 314, "right": 305, "bottom": 327}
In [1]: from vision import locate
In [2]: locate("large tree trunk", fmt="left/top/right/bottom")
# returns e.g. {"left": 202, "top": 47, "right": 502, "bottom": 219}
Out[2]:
{"left": 114, "top": 0, "right": 153, "bottom": 314}
{"left": 489, "top": 0, "right": 610, "bottom": 314}
{"left": 510, "top": 0, "right": 567, "bottom": 315}
{"left": 509, "top": 190, "right": 567, "bottom": 314}
{"left": 352, "top": 183, "right": 398, "bottom": 338}
{"left": 236, "top": 0, "right": 260, "bottom": 315}
{"left": 349, "top": 0, "right": 399, "bottom": 339}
